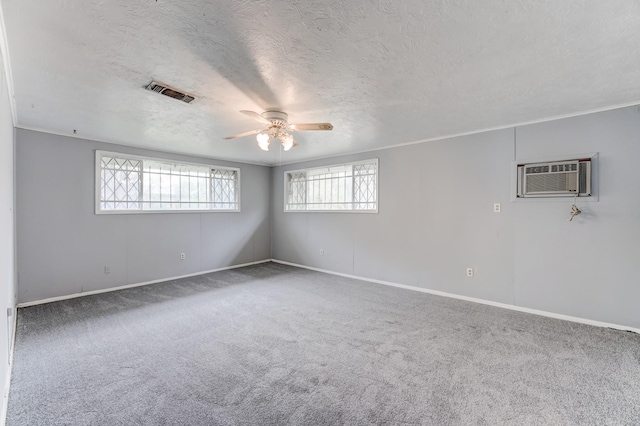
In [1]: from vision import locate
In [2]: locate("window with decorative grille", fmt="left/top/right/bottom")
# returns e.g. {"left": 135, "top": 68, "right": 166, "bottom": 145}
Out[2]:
{"left": 96, "top": 151, "right": 240, "bottom": 213}
{"left": 284, "top": 159, "right": 378, "bottom": 212}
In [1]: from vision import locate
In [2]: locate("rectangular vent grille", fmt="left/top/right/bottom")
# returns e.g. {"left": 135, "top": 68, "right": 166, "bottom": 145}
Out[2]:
{"left": 517, "top": 159, "right": 591, "bottom": 198}
{"left": 145, "top": 81, "right": 195, "bottom": 104}
{"left": 526, "top": 170, "right": 577, "bottom": 194}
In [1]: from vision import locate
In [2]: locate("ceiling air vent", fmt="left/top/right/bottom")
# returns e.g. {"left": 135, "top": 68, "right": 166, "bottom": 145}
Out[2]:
{"left": 145, "top": 81, "right": 195, "bottom": 104}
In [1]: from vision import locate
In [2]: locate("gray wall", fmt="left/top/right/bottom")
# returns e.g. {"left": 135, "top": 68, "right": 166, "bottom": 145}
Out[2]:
{"left": 0, "top": 48, "right": 16, "bottom": 414}
{"left": 16, "top": 129, "right": 272, "bottom": 303}
{"left": 272, "top": 106, "right": 640, "bottom": 329}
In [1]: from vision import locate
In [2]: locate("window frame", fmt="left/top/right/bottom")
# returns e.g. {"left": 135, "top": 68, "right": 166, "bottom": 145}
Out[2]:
{"left": 283, "top": 158, "right": 379, "bottom": 213}
{"left": 95, "top": 150, "right": 241, "bottom": 214}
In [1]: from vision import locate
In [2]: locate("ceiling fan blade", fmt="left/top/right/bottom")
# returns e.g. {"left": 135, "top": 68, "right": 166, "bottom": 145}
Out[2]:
{"left": 240, "top": 110, "right": 272, "bottom": 125}
{"left": 289, "top": 123, "right": 333, "bottom": 131}
{"left": 223, "top": 128, "right": 264, "bottom": 140}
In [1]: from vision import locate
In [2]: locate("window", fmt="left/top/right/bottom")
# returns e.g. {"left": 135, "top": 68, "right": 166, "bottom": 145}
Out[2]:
{"left": 96, "top": 151, "right": 240, "bottom": 213}
{"left": 284, "top": 159, "right": 378, "bottom": 212}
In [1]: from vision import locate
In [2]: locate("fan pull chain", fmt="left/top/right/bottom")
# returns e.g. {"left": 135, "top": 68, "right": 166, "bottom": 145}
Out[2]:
{"left": 567, "top": 194, "right": 581, "bottom": 221}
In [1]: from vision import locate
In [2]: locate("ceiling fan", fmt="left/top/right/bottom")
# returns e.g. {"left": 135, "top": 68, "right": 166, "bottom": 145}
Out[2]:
{"left": 224, "top": 110, "right": 333, "bottom": 151}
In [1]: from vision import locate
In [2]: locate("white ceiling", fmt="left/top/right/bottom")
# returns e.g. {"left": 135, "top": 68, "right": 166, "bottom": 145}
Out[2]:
{"left": 3, "top": 1, "right": 640, "bottom": 165}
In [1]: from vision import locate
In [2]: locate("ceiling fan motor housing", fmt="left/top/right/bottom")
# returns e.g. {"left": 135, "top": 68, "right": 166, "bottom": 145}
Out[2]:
{"left": 262, "top": 111, "right": 289, "bottom": 127}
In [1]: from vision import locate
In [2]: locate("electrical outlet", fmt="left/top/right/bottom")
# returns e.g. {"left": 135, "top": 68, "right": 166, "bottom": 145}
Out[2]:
{"left": 320, "top": 249, "right": 324, "bottom": 256}
{"left": 466, "top": 268, "right": 474, "bottom": 277}
{"left": 180, "top": 253, "right": 186, "bottom": 260}
{"left": 494, "top": 203, "right": 501, "bottom": 213}
{"left": 104, "top": 266, "right": 111, "bottom": 274}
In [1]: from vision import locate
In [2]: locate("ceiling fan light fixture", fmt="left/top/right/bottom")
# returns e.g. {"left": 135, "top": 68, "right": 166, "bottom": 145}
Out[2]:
{"left": 281, "top": 134, "right": 294, "bottom": 151}
{"left": 257, "top": 133, "right": 270, "bottom": 151}
{"left": 224, "top": 110, "right": 333, "bottom": 152}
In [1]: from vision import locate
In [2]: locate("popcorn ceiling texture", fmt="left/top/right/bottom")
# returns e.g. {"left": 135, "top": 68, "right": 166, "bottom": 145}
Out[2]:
{"left": 4, "top": 0, "right": 640, "bottom": 164}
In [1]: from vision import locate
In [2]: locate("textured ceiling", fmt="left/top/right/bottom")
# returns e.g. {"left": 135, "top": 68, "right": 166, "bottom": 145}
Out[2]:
{"left": 3, "top": 0, "right": 640, "bottom": 165}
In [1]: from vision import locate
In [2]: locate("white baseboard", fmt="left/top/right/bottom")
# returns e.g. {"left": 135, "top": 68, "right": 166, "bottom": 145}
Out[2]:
{"left": 272, "top": 259, "right": 640, "bottom": 334}
{"left": 16, "top": 257, "right": 640, "bottom": 333}
{"left": 17, "top": 259, "right": 272, "bottom": 308}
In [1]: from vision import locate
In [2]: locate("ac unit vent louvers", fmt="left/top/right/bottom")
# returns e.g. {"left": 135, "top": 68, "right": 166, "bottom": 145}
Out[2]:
{"left": 145, "top": 81, "right": 195, "bottom": 104}
{"left": 517, "top": 159, "right": 591, "bottom": 198}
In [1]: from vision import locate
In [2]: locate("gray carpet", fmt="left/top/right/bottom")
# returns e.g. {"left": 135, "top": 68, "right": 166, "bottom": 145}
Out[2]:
{"left": 6, "top": 262, "right": 640, "bottom": 425}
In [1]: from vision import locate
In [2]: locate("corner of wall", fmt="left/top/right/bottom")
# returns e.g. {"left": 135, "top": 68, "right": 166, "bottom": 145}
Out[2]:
{"left": 268, "top": 164, "right": 274, "bottom": 260}
{"left": 0, "top": 4, "right": 17, "bottom": 423}
{"left": 0, "top": 2, "right": 17, "bottom": 127}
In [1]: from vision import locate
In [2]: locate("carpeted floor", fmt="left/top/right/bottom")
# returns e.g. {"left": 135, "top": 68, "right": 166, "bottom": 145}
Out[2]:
{"left": 6, "top": 262, "right": 640, "bottom": 425}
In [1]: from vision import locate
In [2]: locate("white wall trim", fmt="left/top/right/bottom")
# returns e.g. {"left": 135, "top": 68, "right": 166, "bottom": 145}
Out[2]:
{"left": 0, "top": 2, "right": 17, "bottom": 126}
{"left": 272, "top": 259, "right": 640, "bottom": 334}
{"left": 15, "top": 105, "right": 640, "bottom": 170}
{"left": 17, "top": 259, "right": 272, "bottom": 308}
{"left": 15, "top": 126, "right": 272, "bottom": 167}
{"left": 271, "top": 101, "right": 640, "bottom": 167}
{"left": 15, "top": 257, "right": 640, "bottom": 331}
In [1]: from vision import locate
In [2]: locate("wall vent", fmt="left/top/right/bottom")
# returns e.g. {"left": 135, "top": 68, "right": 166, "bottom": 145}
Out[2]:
{"left": 517, "top": 158, "right": 591, "bottom": 198}
{"left": 145, "top": 81, "right": 195, "bottom": 104}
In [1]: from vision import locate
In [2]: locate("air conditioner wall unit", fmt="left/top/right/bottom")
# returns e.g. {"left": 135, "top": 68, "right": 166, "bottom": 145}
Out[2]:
{"left": 516, "top": 158, "right": 591, "bottom": 198}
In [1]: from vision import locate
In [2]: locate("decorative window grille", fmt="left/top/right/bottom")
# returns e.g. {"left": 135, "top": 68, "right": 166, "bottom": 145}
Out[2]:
{"left": 96, "top": 151, "right": 240, "bottom": 213}
{"left": 353, "top": 162, "right": 377, "bottom": 210}
{"left": 100, "top": 156, "right": 142, "bottom": 210}
{"left": 287, "top": 172, "right": 307, "bottom": 211}
{"left": 284, "top": 159, "right": 378, "bottom": 212}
